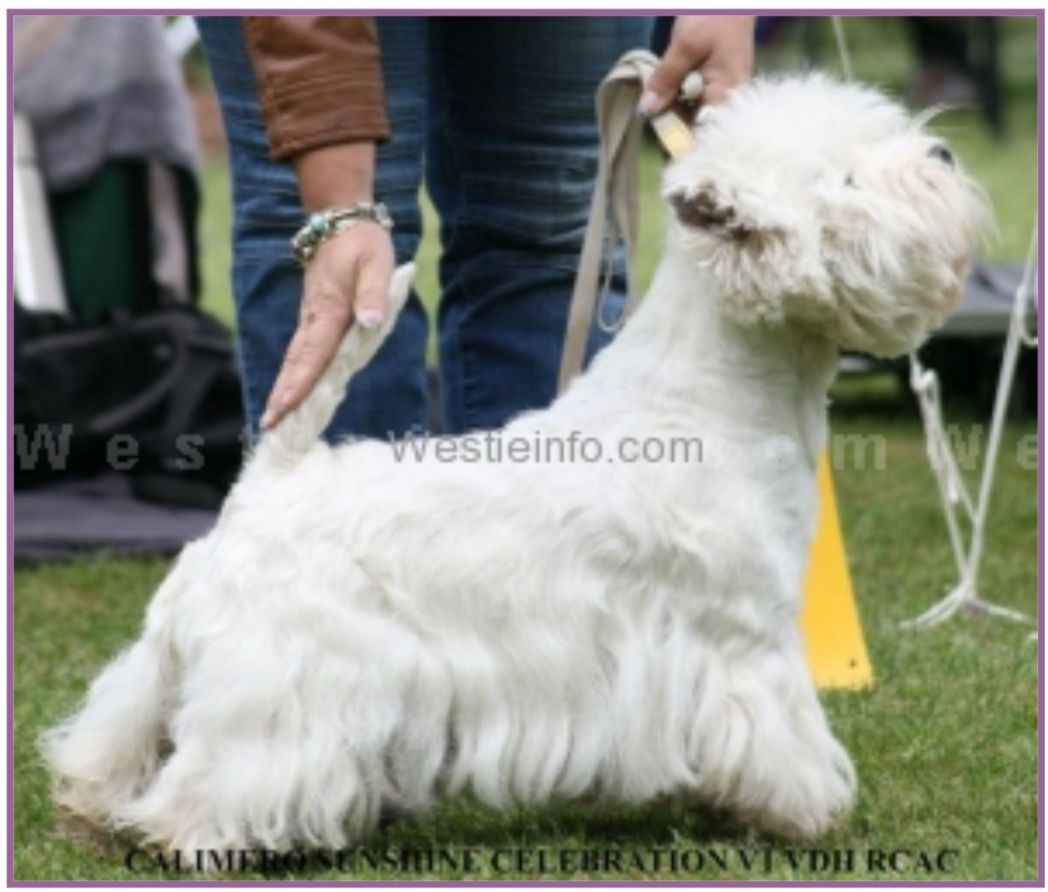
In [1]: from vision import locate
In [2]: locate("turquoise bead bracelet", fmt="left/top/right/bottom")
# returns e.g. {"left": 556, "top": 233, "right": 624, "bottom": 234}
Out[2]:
{"left": 290, "top": 202, "right": 393, "bottom": 265}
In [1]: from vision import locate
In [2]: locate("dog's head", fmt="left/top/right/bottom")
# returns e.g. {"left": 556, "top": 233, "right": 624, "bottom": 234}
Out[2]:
{"left": 663, "top": 74, "right": 991, "bottom": 356}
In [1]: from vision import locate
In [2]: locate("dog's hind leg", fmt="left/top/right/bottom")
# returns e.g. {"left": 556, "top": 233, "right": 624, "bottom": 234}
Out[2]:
{"left": 111, "top": 588, "right": 448, "bottom": 852}
{"left": 41, "top": 638, "right": 172, "bottom": 824}
{"left": 263, "top": 262, "right": 416, "bottom": 457}
{"left": 38, "top": 542, "right": 202, "bottom": 826}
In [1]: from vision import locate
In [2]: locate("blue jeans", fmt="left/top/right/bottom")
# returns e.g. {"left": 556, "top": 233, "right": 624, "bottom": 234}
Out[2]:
{"left": 198, "top": 16, "right": 652, "bottom": 438}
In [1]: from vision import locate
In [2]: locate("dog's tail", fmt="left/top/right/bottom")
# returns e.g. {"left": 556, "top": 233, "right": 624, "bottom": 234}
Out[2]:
{"left": 264, "top": 263, "right": 416, "bottom": 457}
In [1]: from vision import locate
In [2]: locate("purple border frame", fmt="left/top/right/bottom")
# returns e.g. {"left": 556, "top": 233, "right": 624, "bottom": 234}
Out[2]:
{"left": 6, "top": 8, "right": 1039, "bottom": 892}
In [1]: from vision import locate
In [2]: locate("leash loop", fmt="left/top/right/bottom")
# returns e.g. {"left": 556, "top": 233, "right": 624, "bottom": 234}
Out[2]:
{"left": 557, "top": 49, "right": 700, "bottom": 393}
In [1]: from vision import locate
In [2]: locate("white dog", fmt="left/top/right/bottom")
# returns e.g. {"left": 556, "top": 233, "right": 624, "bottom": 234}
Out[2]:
{"left": 42, "top": 75, "right": 987, "bottom": 852}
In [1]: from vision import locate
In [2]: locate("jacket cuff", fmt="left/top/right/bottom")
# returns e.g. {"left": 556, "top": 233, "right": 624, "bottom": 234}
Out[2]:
{"left": 243, "top": 16, "right": 392, "bottom": 161}
{"left": 262, "top": 78, "right": 391, "bottom": 158}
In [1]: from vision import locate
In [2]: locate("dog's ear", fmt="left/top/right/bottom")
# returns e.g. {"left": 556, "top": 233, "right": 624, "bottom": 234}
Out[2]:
{"left": 668, "top": 182, "right": 762, "bottom": 244}
{"left": 664, "top": 177, "right": 831, "bottom": 328}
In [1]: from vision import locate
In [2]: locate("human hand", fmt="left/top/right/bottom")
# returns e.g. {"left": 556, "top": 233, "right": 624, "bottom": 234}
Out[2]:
{"left": 261, "top": 222, "right": 395, "bottom": 430}
{"left": 640, "top": 16, "right": 756, "bottom": 116}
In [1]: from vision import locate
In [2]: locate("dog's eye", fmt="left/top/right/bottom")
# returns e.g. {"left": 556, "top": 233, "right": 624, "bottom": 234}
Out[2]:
{"left": 927, "top": 144, "right": 954, "bottom": 167}
{"left": 844, "top": 174, "right": 856, "bottom": 188}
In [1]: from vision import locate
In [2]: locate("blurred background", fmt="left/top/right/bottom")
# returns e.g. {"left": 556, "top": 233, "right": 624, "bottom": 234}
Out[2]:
{"left": 14, "top": 17, "right": 1039, "bottom": 477}
{"left": 194, "top": 15, "right": 1041, "bottom": 414}
{"left": 12, "top": 12, "right": 1039, "bottom": 559}
{"left": 202, "top": 16, "right": 1038, "bottom": 396}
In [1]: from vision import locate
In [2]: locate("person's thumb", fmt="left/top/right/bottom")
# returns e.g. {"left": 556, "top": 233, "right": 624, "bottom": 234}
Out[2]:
{"left": 639, "top": 43, "right": 692, "bottom": 117}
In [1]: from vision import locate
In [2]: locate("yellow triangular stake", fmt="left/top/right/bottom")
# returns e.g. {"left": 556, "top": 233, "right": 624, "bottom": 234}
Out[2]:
{"left": 800, "top": 451, "right": 874, "bottom": 690}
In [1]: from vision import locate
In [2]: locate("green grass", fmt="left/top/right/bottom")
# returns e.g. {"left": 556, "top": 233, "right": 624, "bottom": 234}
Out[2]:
{"left": 14, "top": 418, "right": 1039, "bottom": 882}
{"left": 14, "top": 14, "right": 1039, "bottom": 883}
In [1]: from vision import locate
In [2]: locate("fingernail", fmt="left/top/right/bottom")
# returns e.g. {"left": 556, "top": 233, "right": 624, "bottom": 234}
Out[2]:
{"left": 638, "top": 89, "right": 664, "bottom": 117}
{"left": 261, "top": 396, "right": 287, "bottom": 429}
{"left": 357, "top": 309, "right": 383, "bottom": 330}
{"left": 680, "top": 72, "right": 704, "bottom": 102}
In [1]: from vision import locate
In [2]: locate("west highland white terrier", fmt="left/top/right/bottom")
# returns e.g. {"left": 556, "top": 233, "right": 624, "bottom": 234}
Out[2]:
{"left": 42, "top": 75, "right": 988, "bottom": 851}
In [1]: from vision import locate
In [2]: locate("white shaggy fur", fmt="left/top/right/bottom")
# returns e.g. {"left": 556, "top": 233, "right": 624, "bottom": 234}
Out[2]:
{"left": 42, "top": 75, "right": 988, "bottom": 852}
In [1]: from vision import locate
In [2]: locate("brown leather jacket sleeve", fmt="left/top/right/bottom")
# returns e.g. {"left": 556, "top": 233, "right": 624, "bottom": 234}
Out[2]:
{"left": 243, "top": 16, "right": 390, "bottom": 160}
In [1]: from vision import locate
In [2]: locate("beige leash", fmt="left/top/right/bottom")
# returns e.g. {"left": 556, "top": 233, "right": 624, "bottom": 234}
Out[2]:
{"left": 557, "top": 49, "right": 702, "bottom": 393}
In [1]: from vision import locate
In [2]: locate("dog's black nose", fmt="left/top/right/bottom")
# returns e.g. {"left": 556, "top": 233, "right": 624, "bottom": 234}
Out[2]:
{"left": 927, "top": 144, "right": 954, "bottom": 167}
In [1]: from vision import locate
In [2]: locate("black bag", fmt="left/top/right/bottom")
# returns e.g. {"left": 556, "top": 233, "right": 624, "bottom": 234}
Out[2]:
{"left": 14, "top": 303, "right": 244, "bottom": 509}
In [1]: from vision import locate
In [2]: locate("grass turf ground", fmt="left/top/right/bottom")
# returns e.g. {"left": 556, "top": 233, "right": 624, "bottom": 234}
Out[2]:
{"left": 13, "top": 15, "right": 1040, "bottom": 883}
{"left": 14, "top": 419, "right": 1039, "bottom": 882}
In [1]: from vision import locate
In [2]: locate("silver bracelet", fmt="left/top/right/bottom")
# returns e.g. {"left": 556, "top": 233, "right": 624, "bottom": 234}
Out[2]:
{"left": 291, "top": 202, "right": 393, "bottom": 265}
